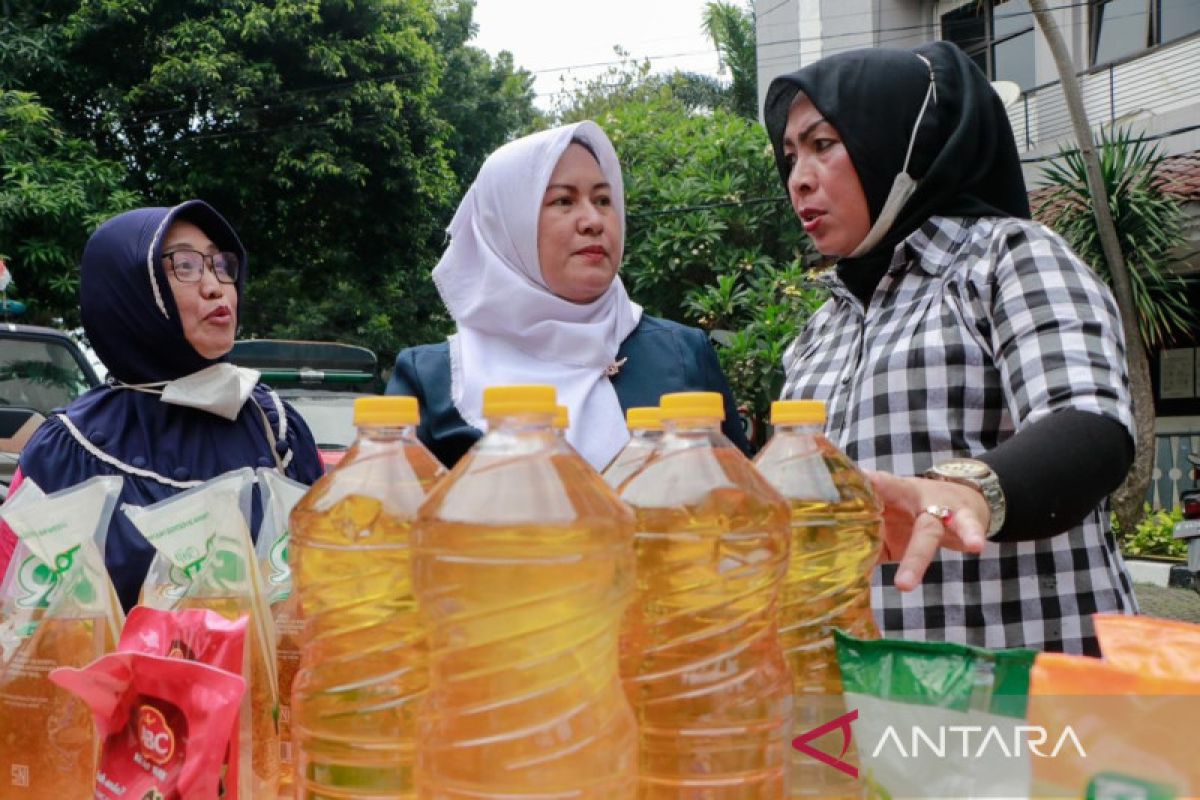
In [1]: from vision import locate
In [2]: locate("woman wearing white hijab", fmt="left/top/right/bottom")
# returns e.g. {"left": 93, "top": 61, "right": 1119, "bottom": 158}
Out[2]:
{"left": 387, "top": 120, "right": 748, "bottom": 470}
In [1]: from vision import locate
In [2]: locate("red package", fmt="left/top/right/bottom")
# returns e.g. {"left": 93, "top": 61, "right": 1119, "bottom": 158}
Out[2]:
{"left": 118, "top": 606, "right": 250, "bottom": 798}
{"left": 50, "top": 651, "right": 244, "bottom": 800}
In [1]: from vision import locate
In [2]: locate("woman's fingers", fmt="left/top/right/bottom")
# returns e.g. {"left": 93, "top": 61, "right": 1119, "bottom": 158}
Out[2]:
{"left": 893, "top": 508, "right": 947, "bottom": 591}
{"left": 866, "top": 470, "right": 991, "bottom": 592}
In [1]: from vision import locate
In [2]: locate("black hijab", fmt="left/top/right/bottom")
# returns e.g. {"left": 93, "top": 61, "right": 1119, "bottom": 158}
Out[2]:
{"left": 763, "top": 41, "right": 1031, "bottom": 304}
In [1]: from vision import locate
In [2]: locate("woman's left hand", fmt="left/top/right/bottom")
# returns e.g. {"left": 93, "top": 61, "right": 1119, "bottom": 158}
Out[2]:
{"left": 867, "top": 471, "right": 989, "bottom": 592}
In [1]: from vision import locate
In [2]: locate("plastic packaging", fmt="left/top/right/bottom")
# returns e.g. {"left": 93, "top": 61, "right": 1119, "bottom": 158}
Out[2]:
{"left": 618, "top": 391, "right": 793, "bottom": 797}
{"left": 256, "top": 467, "right": 310, "bottom": 798}
{"left": 1026, "top": 615, "right": 1200, "bottom": 797}
{"left": 123, "top": 468, "right": 278, "bottom": 799}
{"left": 50, "top": 649, "right": 246, "bottom": 800}
{"left": 836, "top": 631, "right": 1037, "bottom": 799}
{"left": 0, "top": 475, "right": 124, "bottom": 796}
{"left": 413, "top": 384, "right": 637, "bottom": 798}
{"left": 754, "top": 400, "right": 882, "bottom": 795}
{"left": 601, "top": 406, "right": 662, "bottom": 489}
{"left": 289, "top": 396, "right": 445, "bottom": 799}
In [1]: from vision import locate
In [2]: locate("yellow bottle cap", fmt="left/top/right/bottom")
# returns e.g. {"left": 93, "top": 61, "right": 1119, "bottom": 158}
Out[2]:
{"left": 482, "top": 385, "right": 558, "bottom": 416}
{"left": 354, "top": 396, "right": 419, "bottom": 426}
{"left": 771, "top": 399, "right": 826, "bottom": 425}
{"left": 626, "top": 406, "right": 662, "bottom": 431}
{"left": 554, "top": 405, "right": 569, "bottom": 429}
{"left": 659, "top": 392, "right": 724, "bottom": 421}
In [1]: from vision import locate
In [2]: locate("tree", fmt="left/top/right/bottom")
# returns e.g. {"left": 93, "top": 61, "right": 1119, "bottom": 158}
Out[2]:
{"left": 2, "top": 0, "right": 535, "bottom": 362}
{"left": 0, "top": 89, "right": 140, "bottom": 325}
{"left": 1039, "top": 129, "right": 1196, "bottom": 352}
{"left": 430, "top": 0, "right": 540, "bottom": 185}
{"left": 701, "top": 1, "right": 757, "bottom": 119}
{"left": 1029, "top": 1, "right": 1157, "bottom": 533}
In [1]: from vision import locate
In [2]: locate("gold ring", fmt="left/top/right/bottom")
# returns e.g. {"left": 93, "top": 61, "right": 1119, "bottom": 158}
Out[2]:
{"left": 923, "top": 504, "right": 954, "bottom": 524}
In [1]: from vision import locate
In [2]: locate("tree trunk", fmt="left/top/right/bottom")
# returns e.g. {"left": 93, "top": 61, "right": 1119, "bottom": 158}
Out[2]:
{"left": 1028, "top": 0, "right": 1153, "bottom": 535}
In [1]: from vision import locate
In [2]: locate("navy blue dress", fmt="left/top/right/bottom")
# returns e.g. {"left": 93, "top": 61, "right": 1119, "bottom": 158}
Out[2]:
{"left": 13, "top": 202, "right": 324, "bottom": 610}
{"left": 387, "top": 315, "right": 751, "bottom": 468}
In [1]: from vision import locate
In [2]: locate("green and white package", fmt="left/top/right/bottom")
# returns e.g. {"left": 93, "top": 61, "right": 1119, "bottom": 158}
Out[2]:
{"left": 834, "top": 630, "right": 1038, "bottom": 799}
{"left": 254, "top": 466, "right": 309, "bottom": 783}
{"left": 122, "top": 467, "right": 279, "bottom": 800}
{"left": 0, "top": 476, "right": 124, "bottom": 649}
{"left": 255, "top": 467, "right": 308, "bottom": 606}
{"left": 0, "top": 475, "right": 124, "bottom": 796}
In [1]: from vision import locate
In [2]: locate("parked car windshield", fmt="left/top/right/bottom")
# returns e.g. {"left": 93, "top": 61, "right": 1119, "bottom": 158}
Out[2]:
{"left": 0, "top": 337, "right": 96, "bottom": 414}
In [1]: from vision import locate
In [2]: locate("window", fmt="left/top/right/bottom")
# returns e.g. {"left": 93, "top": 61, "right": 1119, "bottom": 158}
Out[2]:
{"left": 942, "top": 0, "right": 1037, "bottom": 91}
{"left": 1091, "top": 0, "right": 1200, "bottom": 66}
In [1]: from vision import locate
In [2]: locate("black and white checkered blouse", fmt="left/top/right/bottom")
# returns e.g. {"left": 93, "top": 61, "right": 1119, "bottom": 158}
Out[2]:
{"left": 782, "top": 215, "right": 1138, "bottom": 655}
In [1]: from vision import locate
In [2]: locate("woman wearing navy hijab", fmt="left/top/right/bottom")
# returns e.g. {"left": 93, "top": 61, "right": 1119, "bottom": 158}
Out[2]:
{"left": 0, "top": 201, "right": 323, "bottom": 610}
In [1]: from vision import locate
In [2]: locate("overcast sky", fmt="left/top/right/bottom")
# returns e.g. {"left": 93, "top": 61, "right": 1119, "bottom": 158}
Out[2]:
{"left": 470, "top": 0, "right": 727, "bottom": 110}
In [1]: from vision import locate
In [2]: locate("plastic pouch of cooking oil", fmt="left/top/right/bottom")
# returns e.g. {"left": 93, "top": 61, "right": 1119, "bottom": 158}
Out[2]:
{"left": 0, "top": 475, "right": 124, "bottom": 797}
{"left": 123, "top": 467, "right": 278, "bottom": 800}
{"left": 255, "top": 467, "right": 309, "bottom": 799}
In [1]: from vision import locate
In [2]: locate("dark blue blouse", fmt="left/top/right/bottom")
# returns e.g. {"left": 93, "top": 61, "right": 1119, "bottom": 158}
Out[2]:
{"left": 387, "top": 315, "right": 752, "bottom": 468}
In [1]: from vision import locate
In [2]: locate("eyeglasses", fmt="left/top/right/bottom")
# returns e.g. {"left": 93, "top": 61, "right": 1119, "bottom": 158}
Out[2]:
{"left": 162, "top": 249, "right": 240, "bottom": 284}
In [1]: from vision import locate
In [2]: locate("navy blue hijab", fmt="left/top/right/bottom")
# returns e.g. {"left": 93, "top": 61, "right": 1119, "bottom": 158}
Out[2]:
{"left": 18, "top": 201, "right": 323, "bottom": 609}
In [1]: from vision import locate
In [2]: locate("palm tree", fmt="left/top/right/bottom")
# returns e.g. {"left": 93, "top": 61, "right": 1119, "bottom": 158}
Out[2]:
{"left": 1028, "top": 1, "right": 1160, "bottom": 534}
{"left": 701, "top": 1, "right": 757, "bottom": 120}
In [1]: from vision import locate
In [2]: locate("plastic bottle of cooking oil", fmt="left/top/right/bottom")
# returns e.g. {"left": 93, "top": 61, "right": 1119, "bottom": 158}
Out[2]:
{"left": 754, "top": 399, "right": 883, "bottom": 798}
{"left": 602, "top": 407, "right": 662, "bottom": 489}
{"left": 412, "top": 385, "right": 637, "bottom": 799}
{"left": 618, "top": 391, "right": 793, "bottom": 798}
{"left": 289, "top": 396, "right": 445, "bottom": 799}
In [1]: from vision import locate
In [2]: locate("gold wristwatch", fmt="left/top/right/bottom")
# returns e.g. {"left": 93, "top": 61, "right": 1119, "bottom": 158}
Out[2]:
{"left": 924, "top": 458, "right": 1006, "bottom": 538}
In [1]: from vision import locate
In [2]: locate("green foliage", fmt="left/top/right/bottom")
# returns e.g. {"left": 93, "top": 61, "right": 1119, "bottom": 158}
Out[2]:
{"left": 0, "top": 89, "right": 140, "bottom": 325}
{"left": 1114, "top": 504, "right": 1187, "bottom": 558}
{"left": 1, "top": 0, "right": 537, "bottom": 363}
{"left": 431, "top": 0, "right": 541, "bottom": 185}
{"left": 568, "top": 84, "right": 822, "bottom": 441}
{"left": 1038, "top": 128, "right": 1197, "bottom": 350}
{"left": 701, "top": 1, "right": 757, "bottom": 119}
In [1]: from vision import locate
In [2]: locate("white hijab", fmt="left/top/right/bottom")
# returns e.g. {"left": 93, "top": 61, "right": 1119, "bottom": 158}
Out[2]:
{"left": 432, "top": 121, "right": 643, "bottom": 470}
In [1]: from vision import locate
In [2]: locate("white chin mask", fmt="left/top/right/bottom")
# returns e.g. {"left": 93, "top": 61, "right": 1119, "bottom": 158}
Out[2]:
{"left": 848, "top": 54, "right": 937, "bottom": 259}
{"left": 160, "top": 363, "right": 260, "bottom": 421}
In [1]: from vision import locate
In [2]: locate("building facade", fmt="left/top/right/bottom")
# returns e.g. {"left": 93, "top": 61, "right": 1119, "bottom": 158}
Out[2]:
{"left": 754, "top": 0, "right": 1200, "bottom": 508}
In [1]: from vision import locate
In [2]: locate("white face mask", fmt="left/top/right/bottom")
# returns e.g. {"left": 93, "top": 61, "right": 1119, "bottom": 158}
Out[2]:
{"left": 849, "top": 54, "right": 938, "bottom": 259}
{"left": 159, "top": 363, "right": 260, "bottom": 421}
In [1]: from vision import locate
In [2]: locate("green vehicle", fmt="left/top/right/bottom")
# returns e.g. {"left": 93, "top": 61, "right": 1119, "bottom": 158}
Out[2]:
{"left": 229, "top": 339, "right": 382, "bottom": 470}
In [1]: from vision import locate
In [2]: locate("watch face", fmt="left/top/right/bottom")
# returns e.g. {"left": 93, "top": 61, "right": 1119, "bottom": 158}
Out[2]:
{"left": 939, "top": 459, "right": 991, "bottom": 479}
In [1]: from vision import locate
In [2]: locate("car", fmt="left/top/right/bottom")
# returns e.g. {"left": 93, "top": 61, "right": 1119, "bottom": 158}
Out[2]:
{"left": 0, "top": 323, "right": 103, "bottom": 498}
{"left": 229, "top": 339, "right": 381, "bottom": 470}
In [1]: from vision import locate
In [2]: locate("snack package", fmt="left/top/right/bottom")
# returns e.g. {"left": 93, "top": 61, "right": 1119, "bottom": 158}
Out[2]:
{"left": 1027, "top": 615, "right": 1200, "bottom": 797}
{"left": 123, "top": 468, "right": 279, "bottom": 799}
{"left": 834, "top": 630, "right": 1037, "bottom": 799}
{"left": 118, "top": 606, "right": 249, "bottom": 798}
{"left": 255, "top": 467, "right": 309, "bottom": 794}
{"left": 50, "top": 650, "right": 246, "bottom": 800}
{"left": 0, "top": 475, "right": 124, "bottom": 796}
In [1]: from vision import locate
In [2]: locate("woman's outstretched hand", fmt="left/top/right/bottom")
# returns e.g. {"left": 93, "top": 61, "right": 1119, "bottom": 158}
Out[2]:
{"left": 867, "top": 471, "right": 989, "bottom": 592}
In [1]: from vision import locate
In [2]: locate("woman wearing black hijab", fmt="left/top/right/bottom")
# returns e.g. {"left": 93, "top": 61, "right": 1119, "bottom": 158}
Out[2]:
{"left": 764, "top": 41, "right": 1137, "bottom": 655}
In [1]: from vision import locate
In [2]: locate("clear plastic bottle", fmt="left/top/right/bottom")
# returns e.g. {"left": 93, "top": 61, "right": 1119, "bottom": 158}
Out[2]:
{"left": 412, "top": 385, "right": 638, "bottom": 799}
{"left": 289, "top": 396, "right": 445, "bottom": 799}
{"left": 618, "top": 392, "right": 793, "bottom": 798}
{"left": 602, "top": 407, "right": 663, "bottom": 489}
{"left": 753, "top": 399, "right": 883, "bottom": 798}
